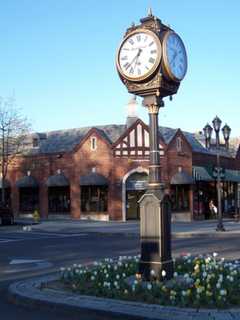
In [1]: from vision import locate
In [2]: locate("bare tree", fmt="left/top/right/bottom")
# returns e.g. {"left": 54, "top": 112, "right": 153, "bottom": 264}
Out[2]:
{"left": 0, "top": 97, "right": 31, "bottom": 205}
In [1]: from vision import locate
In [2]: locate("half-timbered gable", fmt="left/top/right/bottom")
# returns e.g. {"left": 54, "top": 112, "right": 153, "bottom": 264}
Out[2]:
{"left": 112, "top": 119, "right": 165, "bottom": 158}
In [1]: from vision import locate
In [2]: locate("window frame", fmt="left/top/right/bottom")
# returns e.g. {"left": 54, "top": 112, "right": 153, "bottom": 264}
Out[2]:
{"left": 176, "top": 137, "right": 183, "bottom": 152}
{"left": 90, "top": 136, "right": 97, "bottom": 151}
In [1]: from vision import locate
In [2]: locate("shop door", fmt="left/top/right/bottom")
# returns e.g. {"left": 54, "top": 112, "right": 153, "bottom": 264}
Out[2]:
{"left": 126, "top": 190, "right": 145, "bottom": 220}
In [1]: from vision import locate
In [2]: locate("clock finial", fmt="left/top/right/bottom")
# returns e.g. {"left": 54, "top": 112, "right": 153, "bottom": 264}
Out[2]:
{"left": 148, "top": 7, "right": 153, "bottom": 17}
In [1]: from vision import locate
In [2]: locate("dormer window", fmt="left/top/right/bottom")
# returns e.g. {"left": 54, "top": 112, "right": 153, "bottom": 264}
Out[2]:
{"left": 90, "top": 136, "right": 97, "bottom": 151}
{"left": 32, "top": 138, "right": 39, "bottom": 148}
{"left": 176, "top": 137, "right": 182, "bottom": 152}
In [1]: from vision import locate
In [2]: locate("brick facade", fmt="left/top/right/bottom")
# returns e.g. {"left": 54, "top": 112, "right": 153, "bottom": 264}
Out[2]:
{"left": 4, "top": 118, "right": 240, "bottom": 221}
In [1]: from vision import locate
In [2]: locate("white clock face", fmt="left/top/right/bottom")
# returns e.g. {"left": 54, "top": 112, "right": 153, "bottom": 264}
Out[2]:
{"left": 162, "top": 31, "right": 187, "bottom": 81}
{"left": 117, "top": 30, "right": 161, "bottom": 81}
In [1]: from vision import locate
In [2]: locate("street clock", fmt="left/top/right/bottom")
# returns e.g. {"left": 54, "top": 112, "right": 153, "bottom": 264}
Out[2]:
{"left": 116, "top": 11, "right": 187, "bottom": 98}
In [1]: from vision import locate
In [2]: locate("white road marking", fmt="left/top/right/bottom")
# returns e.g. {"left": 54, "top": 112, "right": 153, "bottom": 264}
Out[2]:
{"left": 10, "top": 259, "right": 45, "bottom": 265}
{"left": 4, "top": 259, "right": 53, "bottom": 274}
{"left": 0, "top": 232, "right": 87, "bottom": 243}
{"left": 0, "top": 238, "right": 24, "bottom": 243}
{"left": 118, "top": 249, "right": 139, "bottom": 255}
{"left": 25, "top": 231, "right": 88, "bottom": 237}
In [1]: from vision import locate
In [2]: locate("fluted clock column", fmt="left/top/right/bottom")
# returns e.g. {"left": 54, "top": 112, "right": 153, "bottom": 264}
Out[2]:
{"left": 139, "top": 95, "right": 173, "bottom": 280}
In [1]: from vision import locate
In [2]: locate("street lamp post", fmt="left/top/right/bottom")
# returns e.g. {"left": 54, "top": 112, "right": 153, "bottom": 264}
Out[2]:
{"left": 203, "top": 116, "right": 231, "bottom": 232}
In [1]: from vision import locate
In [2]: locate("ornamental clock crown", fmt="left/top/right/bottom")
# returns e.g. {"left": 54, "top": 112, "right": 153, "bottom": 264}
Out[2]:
{"left": 116, "top": 10, "right": 187, "bottom": 98}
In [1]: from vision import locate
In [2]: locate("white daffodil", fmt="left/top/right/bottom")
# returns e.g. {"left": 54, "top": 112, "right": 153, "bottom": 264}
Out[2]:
{"left": 147, "top": 283, "right": 152, "bottom": 290}
{"left": 220, "top": 289, "right": 227, "bottom": 296}
{"left": 150, "top": 269, "right": 155, "bottom": 276}
{"left": 162, "top": 270, "right": 166, "bottom": 277}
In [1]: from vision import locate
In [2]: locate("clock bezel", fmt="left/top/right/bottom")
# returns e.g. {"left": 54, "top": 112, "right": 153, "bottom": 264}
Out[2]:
{"left": 116, "top": 28, "right": 162, "bottom": 82}
{"left": 162, "top": 31, "right": 187, "bottom": 82}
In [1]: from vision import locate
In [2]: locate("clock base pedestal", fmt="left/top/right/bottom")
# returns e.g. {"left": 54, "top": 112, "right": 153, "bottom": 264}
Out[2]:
{"left": 139, "top": 187, "right": 173, "bottom": 281}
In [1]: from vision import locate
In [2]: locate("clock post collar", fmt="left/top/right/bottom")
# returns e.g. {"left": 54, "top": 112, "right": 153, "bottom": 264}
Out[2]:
{"left": 142, "top": 95, "right": 164, "bottom": 111}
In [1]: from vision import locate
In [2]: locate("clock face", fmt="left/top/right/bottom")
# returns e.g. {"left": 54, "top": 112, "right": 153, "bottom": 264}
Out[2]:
{"left": 116, "top": 29, "right": 161, "bottom": 82}
{"left": 162, "top": 31, "right": 187, "bottom": 82}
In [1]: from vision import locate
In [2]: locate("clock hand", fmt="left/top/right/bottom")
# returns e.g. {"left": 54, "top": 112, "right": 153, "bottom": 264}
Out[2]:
{"left": 126, "top": 48, "right": 142, "bottom": 70}
{"left": 133, "top": 49, "right": 143, "bottom": 70}
{"left": 170, "top": 51, "right": 177, "bottom": 65}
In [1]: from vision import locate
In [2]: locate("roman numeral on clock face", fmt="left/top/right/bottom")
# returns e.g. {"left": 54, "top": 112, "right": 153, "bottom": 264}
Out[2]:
{"left": 149, "top": 57, "right": 155, "bottom": 64}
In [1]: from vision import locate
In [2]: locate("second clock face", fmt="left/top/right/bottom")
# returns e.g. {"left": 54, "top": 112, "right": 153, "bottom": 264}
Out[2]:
{"left": 117, "top": 30, "right": 161, "bottom": 81}
{"left": 162, "top": 31, "right": 188, "bottom": 82}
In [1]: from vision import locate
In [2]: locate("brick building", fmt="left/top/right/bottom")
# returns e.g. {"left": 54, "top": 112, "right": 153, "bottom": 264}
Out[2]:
{"left": 4, "top": 99, "right": 240, "bottom": 221}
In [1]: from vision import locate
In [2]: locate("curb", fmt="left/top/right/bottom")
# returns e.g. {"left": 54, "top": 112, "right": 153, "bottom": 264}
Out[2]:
{"left": 8, "top": 274, "right": 240, "bottom": 320}
{"left": 172, "top": 231, "right": 240, "bottom": 239}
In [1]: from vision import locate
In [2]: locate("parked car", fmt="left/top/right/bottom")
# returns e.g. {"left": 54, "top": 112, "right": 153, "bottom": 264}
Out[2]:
{"left": 0, "top": 204, "right": 14, "bottom": 225}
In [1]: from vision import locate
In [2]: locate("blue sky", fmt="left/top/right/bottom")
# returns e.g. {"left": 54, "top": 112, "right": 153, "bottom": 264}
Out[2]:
{"left": 1, "top": 0, "right": 240, "bottom": 137}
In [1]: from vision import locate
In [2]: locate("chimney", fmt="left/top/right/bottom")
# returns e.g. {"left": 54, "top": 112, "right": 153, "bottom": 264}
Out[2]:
{"left": 126, "top": 95, "right": 139, "bottom": 128}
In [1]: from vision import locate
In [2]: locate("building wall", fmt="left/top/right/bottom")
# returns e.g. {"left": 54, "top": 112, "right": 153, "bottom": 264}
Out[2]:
{"left": 4, "top": 123, "right": 240, "bottom": 221}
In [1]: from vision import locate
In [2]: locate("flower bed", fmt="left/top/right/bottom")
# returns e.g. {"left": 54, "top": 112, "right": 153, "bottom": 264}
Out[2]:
{"left": 60, "top": 253, "right": 240, "bottom": 309}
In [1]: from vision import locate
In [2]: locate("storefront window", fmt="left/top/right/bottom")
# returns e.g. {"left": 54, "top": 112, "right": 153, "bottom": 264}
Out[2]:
{"left": 19, "top": 187, "right": 39, "bottom": 212}
{"left": 81, "top": 186, "right": 108, "bottom": 212}
{"left": 0, "top": 188, "right": 11, "bottom": 206}
{"left": 171, "top": 185, "right": 189, "bottom": 211}
{"left": 48, "top": 187, "right": 70, "bottom": 213}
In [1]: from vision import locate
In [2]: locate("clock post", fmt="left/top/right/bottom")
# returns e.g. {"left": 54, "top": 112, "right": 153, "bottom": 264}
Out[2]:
{"left": 116, "top": 10, "right": 187, "bottom": 280}
{"left": 138, "top": 94, "right": 173, "bottom": 280}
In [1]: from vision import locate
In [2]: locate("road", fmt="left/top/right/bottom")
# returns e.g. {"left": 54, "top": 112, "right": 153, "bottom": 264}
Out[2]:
{"left": 1, "top": 222, "right": 240, "bottom": 319}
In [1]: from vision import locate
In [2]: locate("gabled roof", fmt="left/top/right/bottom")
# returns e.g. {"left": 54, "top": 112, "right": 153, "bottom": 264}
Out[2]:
{"left": 161, "top": 127, "right": 238, "bottom": 158}
{"left": 22, "top": 124, "right": 126, "bottom": 155}
{"left": 21, "top": 119, "right": 238, "bottom": 158}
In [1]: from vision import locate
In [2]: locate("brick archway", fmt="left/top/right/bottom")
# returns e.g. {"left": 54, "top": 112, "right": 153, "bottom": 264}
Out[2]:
{"left": 122, "top": 167, "right": 149, "bottom": 221}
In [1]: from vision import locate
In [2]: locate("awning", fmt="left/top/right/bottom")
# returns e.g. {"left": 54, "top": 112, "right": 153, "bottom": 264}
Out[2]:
{"left": 0, "top": 179, "right": 10, "bottom": 188}
{"left": 16, "top": 176, "right": 39, "bottom": 188}
{"left": 46, "top": 174, "right": 69, "bottom": 187}
{"left": 192, "top": 166, "right": 214, "bottom": 182}
{"left": 80, "top": 172, "right": 108, "bottom": 186}
{"left": 224, "top": 169, "right": 240, "bottom": 182}
{"left": 171, "top": 171, "right": 194, "bottom": 185}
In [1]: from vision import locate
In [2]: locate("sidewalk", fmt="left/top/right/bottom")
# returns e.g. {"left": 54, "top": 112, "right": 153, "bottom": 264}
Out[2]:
{"left": 14, "top": 217, "right": 240, "bottom": 238}
{"left": 8, "top": 274, "right": 240, "bottom": 320}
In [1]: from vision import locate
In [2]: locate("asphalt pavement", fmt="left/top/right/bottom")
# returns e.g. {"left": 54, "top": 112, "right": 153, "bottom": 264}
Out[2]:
{"left": 1, "top": 218, "right": 240, "bottom": 319}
